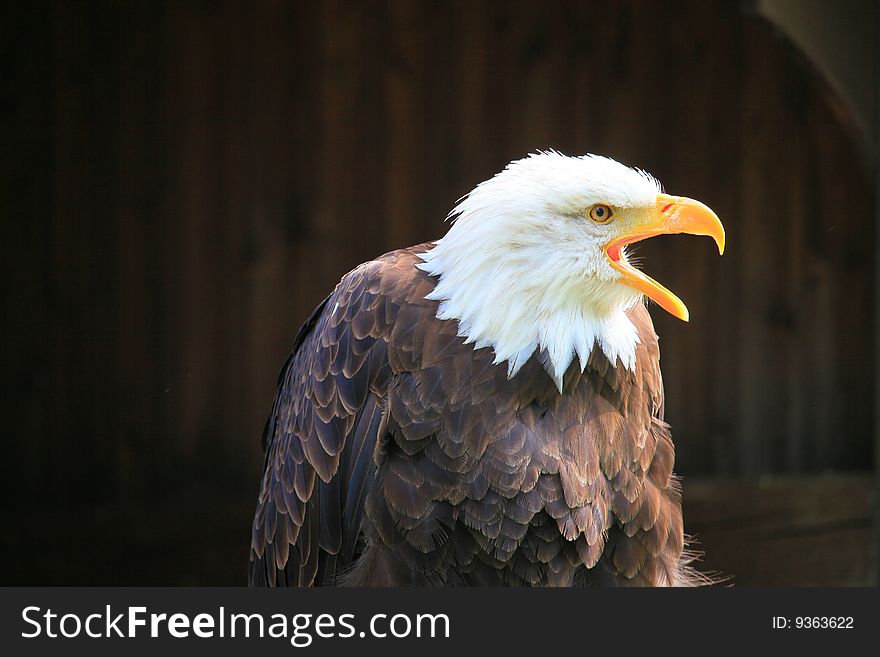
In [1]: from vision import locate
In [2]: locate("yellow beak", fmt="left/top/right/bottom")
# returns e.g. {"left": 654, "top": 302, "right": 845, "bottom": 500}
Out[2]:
{"left": 603, "top": 194, "right": 725, "bottom": 322}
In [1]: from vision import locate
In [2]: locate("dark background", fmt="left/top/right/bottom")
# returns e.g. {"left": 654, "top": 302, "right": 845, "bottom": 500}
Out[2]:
{"left": 1, "top": 0, "right": 877, "bottom": 585}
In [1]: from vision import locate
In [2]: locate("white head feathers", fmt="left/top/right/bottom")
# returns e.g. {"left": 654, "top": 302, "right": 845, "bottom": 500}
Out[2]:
{"left": 417, "top": 151, "right": 663, "bottom": 391}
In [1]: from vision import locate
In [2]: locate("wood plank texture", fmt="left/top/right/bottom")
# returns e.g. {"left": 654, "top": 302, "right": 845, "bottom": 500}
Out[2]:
{"left": 684, "top": 475, "right": 873, "bottom": 586}
{"left": 0, "top": 0, "right": 874, "bottom": 584}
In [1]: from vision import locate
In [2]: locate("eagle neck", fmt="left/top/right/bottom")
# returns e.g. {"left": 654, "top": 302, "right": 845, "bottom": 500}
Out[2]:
{"left": 416, "top": 239, "right": 641, "bottom": 392}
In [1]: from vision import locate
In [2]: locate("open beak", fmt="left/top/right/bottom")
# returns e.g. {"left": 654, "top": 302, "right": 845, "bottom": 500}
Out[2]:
{"left": 603, "top": 194, "right": 725, "bottom": 322}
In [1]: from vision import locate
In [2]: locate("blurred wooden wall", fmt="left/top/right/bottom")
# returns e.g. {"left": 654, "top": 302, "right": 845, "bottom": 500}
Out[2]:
{"left": 1, "top": 0, "right": 873, "bottom": 515}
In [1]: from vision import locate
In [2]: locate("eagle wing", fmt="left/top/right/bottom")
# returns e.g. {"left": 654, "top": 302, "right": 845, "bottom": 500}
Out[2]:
{"left": 248, "top": 250, "right": 414, "bottom": 586}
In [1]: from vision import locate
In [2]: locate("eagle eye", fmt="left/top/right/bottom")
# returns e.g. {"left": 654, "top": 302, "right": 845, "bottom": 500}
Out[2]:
{"left": 588, "top": 204, "right": 614, "bottom": 224}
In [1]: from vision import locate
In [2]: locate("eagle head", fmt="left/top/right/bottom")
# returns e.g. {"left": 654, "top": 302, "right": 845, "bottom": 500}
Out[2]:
{"left": 417, "top": 151, "right": 725, "bottom": 389}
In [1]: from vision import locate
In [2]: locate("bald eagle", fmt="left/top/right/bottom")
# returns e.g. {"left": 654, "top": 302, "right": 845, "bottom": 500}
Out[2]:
{"left": 249, "top": 152, "right": 725, "bottom": 587}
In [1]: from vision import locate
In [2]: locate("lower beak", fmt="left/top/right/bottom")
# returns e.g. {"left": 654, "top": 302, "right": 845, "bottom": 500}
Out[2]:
{"left": 603, "top": 194, "right": 725, "bottom": 322}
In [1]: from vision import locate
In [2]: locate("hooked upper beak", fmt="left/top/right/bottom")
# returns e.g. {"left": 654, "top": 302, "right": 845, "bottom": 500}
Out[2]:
{"left": 603, "top": 194, "right": 725, "bottom": 322}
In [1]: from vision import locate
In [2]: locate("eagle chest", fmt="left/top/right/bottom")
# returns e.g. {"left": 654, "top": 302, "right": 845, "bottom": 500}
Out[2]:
{"left": 371, "top": 355, "right": 663, "bottom": 584}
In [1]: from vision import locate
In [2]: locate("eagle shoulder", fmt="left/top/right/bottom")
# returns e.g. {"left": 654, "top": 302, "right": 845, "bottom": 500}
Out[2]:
{"left": 249, "top": 245, "right": 440, "bottom": 586}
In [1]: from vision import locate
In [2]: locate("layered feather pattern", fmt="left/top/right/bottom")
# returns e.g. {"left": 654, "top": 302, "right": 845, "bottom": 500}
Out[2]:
{"left": 249, "top": 246, "right": 702, "bottom": 587}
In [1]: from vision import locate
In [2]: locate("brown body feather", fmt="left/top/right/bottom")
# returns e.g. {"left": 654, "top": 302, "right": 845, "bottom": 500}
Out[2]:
{"left": 249, "top": 245, "right": 703, "bottom": 586}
